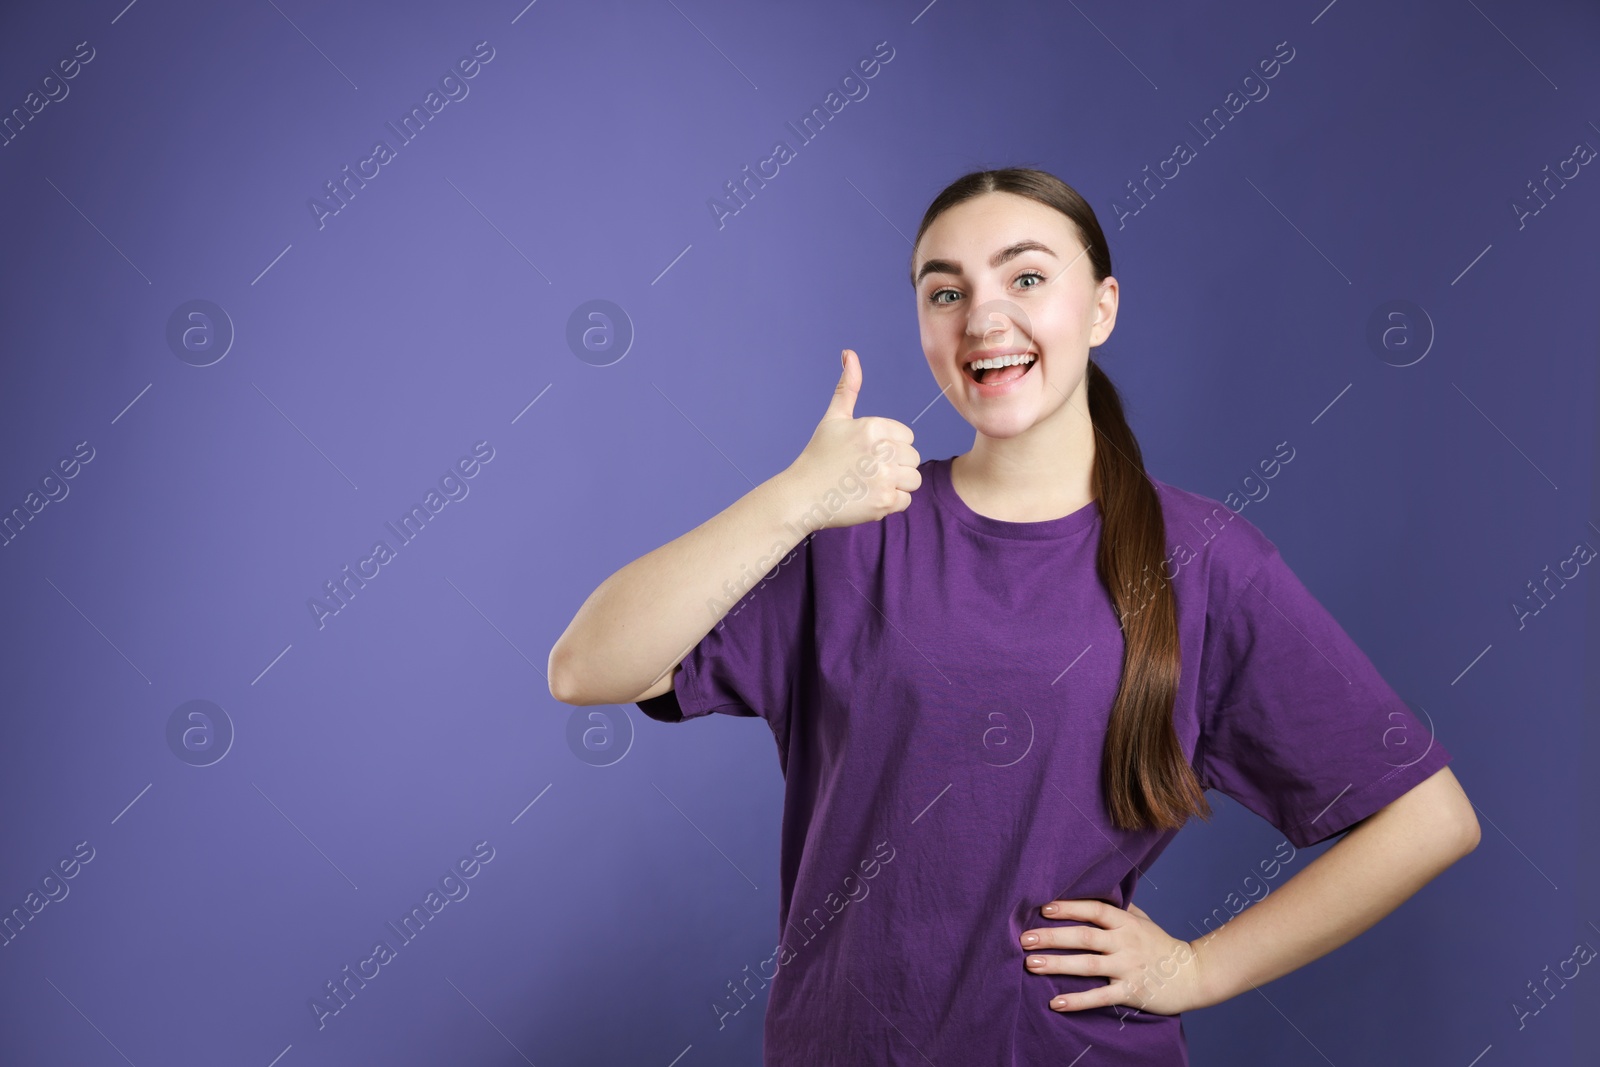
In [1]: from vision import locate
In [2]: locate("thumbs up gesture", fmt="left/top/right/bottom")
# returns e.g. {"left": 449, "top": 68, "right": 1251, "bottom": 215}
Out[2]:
{"left": 783, "top": 349, "right": 922, "bottom": 530}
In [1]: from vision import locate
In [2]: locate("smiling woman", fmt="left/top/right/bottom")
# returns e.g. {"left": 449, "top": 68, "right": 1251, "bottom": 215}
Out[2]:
{"left": 553, "top": 167, "right": 1477, "bottom": 1067}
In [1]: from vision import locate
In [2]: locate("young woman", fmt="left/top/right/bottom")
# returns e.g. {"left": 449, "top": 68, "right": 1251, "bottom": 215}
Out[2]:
{"left": 549, "top": 168, "right": 1479, "bottom": 1065}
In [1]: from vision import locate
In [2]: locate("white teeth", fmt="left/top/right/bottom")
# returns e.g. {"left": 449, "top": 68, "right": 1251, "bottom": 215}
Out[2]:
{"left": 966, "top": 353, "right": 1037, "bottom": 371}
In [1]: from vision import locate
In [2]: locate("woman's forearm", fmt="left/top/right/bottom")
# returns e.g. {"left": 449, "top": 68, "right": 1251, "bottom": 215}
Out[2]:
{"left": 548, "top": 469, "right": 815, "bottom": 705}
{"left": 1186, "top": 766, "right": 1479, "bottom": 1010}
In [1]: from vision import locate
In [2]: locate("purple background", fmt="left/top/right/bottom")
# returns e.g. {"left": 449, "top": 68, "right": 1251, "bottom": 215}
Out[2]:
{"left": 1, "top": 0, "right": 1595, "bottom": 1064}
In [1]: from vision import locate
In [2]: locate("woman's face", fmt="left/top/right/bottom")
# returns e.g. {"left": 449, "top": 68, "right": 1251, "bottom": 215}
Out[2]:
{"left": 912, "top": 191, "right": 1117, "bottom": 441}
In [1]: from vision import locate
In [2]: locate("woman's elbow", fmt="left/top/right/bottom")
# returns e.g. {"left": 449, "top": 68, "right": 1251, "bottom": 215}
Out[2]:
{"left": 1439, "top": 769, "right": 1481, "bottom": 857}
{"left": 1451, "top": 799, "right": 1482, "bottom": 858}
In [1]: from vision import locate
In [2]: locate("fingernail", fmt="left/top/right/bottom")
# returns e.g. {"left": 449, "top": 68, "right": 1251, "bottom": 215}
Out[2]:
{"left": 1028, "top": 956, "right": 1044, "bottom": 968}
{"left": 1022, "top": 933, "right": 1037, "bottom": 945}
{"left": 1043, "top": 904, "right": 1058, "bottom": 915}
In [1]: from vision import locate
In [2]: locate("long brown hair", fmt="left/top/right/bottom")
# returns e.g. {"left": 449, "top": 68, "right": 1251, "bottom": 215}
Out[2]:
{"left": 909, "top": 168, "right": 1211, "bottom": 833}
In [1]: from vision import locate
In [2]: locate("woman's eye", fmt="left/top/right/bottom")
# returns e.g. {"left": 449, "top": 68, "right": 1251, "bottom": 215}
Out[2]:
{"left": 928, "top": 272, "right": 1045, "bottom": 306}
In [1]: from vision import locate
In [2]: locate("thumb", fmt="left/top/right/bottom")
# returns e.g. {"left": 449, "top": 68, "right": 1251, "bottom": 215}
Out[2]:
{"left": 824, "top": 348, "right": 861, "bottom": 421}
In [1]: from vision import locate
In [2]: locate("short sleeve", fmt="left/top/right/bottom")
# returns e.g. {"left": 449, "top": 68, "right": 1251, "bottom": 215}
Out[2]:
{"left": 1196, "top": 542, "right": 1453, "bottom": 849}
{"left": 634, "top": 531, "right": 816, "bottom": 745}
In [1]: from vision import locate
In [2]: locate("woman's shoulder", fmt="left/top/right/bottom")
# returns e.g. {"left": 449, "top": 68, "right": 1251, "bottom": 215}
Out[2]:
{"left": 1146, "top": 475, "right": 1280, "bottom": 610}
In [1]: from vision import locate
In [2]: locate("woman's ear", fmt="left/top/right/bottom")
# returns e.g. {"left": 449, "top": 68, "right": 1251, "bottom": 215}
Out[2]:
{"left": 1090, "top": 277, "right": 1119, "bottom": 345}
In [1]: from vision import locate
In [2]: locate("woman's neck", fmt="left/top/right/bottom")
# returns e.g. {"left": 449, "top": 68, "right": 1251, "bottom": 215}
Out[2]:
{"left": 949, "top": 437, "right": 1096, "bottom": 523}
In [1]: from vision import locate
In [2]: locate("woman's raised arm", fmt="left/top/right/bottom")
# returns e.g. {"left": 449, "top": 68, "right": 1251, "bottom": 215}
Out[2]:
{"left": 547, "top": 348, "right": 919, "bottom": 706}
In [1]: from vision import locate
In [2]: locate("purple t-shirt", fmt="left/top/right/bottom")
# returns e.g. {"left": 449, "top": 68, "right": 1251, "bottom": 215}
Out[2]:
{"left": 638, "top": 454, "right": 1452, "bottom": 1066}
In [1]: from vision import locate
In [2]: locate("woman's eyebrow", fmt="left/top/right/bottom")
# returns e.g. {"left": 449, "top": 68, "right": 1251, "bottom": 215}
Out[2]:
{"left": 914, "top": 240, "right": 1057, "bottom": 286}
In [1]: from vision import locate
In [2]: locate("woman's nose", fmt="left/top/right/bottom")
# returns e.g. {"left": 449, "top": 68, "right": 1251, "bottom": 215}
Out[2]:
{"left": 967, "top": 298, "right": 1028, "bottom": 346}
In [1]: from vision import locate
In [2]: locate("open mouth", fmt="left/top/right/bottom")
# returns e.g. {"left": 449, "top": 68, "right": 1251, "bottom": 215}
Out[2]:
{"left": 963, "top": 352, "right": 1038, "bottom": 387}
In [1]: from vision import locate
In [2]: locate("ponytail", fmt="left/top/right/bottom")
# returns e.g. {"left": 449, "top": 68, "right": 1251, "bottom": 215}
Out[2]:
{"left": 911, "top": 168, "right": 1212, "bottom": 832}
{"left": 1087, "top": 359, "right": 1211, "bottom": 831}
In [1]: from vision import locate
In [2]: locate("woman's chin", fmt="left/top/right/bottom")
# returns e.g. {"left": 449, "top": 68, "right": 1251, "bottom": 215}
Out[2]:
{"left": 962, "top": 407, "right": 1045, "bottom": 438}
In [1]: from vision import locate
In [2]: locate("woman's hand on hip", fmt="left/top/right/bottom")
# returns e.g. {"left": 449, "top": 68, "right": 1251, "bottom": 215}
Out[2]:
{"left": 1019, "top": 898, "right": 1204, "bottom": 1016}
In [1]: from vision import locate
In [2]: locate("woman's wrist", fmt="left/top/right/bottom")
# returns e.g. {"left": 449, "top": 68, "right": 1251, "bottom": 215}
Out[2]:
{"left": 1182, "top": 934, "right": 1230, "bottom": 1012}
